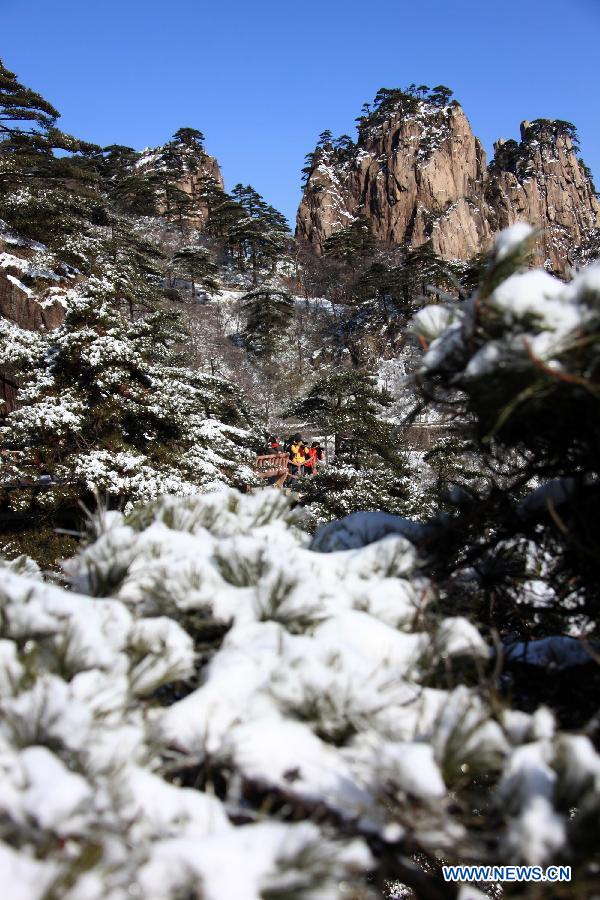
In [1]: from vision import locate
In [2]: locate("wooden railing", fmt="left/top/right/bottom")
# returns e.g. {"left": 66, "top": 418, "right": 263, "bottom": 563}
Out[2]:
{"left": 254, "top": 452, "right": 289, "bottom": 479}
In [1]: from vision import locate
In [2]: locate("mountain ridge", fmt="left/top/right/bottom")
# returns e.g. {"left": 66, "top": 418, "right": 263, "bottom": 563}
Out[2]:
{"left": 296, "top": 88, "right": 600, "bottom": 273}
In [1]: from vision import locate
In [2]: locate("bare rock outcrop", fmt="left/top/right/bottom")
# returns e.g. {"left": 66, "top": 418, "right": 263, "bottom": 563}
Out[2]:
{"left": 0, "top": 227, "right": 69, "bottom": 332}
{"left": 487, "top": 121, "right": 600, "bottom": 271}
{"left": 0, "top": 267, "right": 66, "bottom": 332}
{"left": 297, "top": 98, "right": 600, "bottom": 273}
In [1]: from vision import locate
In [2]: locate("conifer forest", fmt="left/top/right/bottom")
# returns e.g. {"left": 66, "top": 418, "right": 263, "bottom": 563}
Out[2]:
{"left": 1, "top": 21, "right": 600, "bottom": 900}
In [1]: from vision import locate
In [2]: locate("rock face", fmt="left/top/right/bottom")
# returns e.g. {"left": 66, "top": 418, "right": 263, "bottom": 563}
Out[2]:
{"left": 0, "top": 224, "right": 71, "bottom": 417}
{"left": 0, "top": 265, "right": 66, "bottom": 332}
{"left": 487, "top": 121, "right": 600, "bottom": 271}
{"left": 0, "top": 231, "right": 69, "bottom": 333}
{"left": 136, "top": 143, "right": 224, "bottom": 227}
{"left": 297, "top": 101, "right": 600, "bottom": 272}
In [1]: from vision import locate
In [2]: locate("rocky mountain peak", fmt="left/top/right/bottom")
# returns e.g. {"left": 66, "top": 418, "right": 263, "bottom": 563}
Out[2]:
{"left": 297, "top": 92, "right": 600, "bottom": 273}
{"left": 135, "top": 132, "right": 224, "bottom": 227}
{"left": 486, "top": 118, "right": 600, "bottom": 270}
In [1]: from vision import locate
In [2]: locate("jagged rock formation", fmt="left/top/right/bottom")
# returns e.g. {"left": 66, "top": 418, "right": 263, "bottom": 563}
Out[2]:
{"left": 136, "top": 140, "right": 224, "bottom": 227}
{"left": 487, "top": 120, "right": 600, "bottom": 271}
{"left": 297, "top": 97, "right": 600, "bottom": 272}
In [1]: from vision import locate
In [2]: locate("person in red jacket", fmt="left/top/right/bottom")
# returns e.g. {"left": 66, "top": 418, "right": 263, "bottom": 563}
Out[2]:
{"left": 305, "top": 441, "right": 322, "bottom": 476}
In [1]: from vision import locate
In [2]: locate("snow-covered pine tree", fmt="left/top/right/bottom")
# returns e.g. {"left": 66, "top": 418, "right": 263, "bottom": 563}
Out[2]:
{"left": 2, "top": 483, "right": 599, "bottom": 897}
{"left": 410, "top": 223, "right": 600, "bottom": 639}
{"left": 1, "top": 273, "right": 259, "bottom": 565}
{"left": 0, "top": 57, "right": 105, "bottom": 246}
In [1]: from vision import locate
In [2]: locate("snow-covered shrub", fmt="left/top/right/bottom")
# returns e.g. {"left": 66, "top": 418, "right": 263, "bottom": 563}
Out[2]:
{"left": 1, "top": 488, "right": 598, "bottom": 897}
{"left": 300, "top": 462, "right": 410, "bottom": 529}
{"left": 413, "top": 225, "right": 599, "bottom": 454}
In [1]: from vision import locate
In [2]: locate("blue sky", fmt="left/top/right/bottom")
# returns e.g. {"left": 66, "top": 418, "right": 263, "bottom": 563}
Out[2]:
{"left": 2, "top": 0, "right": 599, "bottom": 225}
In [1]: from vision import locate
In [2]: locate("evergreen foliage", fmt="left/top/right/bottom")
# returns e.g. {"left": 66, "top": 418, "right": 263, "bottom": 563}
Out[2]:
{"left": 286, "top": 369, "right": 400, "bottom": 461}
{"left": 1, "top": 279, "right": 258, "bottom": 556}
{"left": 411, "top": 225, "right": 600, "bottom": 636}
{"left": 301, "top": 461, "right": 409, "bottom": 527}
{"left": 2, "top": 487, "right": 599, "bottom": 896}
{"left": 2, "top": 52, "right": 600, "bottom": 897}
{"left": 0, "top": 57, "right": 106, "bottom": 245}
{"left": 100, "top": 144, "right": 159, "bottom": 216}
{"left": 241, "top": 287, "right": 294, "bottom": 357}
{"left": 356, "top": 84, "right": 455, "bottom": 134}
{"left": 102, "top": 220, "right": 165, "bottom": 317}
{"left": 322, "top": 216, "right": 377, "bottom": 262}
{"left": 490, "top": 118, "right": 588, "bottom": 184}
{"left": 171, "top": 245, "right": 219, "bottom": 298}
{"left": 201, "top": 180, "right": 290, "bottom": 279}
{"left": 301, "top": 130, "right": 357, "bottom": 188}
{"left": 354, "top": 243, "right": 458, "bottom": 307}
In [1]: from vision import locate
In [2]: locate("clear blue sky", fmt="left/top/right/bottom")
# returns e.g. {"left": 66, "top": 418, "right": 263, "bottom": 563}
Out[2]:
{"left": 2, "top": 0, "right": 599, "bottom": 225}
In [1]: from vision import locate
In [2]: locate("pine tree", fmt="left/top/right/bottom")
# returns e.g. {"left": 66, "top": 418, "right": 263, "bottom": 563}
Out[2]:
{"left": 0, "top": 60, "right": 60, "bottom": 140}
{"left": 429, "top": 84, "right": 454, "bottom": 107}
{"left": 322, "top": 216, "right": 377, "bottom": 263}
{"left": 201, "top": 180, "right": 246, "bottom": 243}
{"left": 171, "top": 246, "right": 219, "bottom": 298}
{"left": 101, "top": 144, "right": 159, "bottom": 216}
{"left": 230, "top": 183, "right": 290, "bottom": 240}
{"left": 231, "top": 183, "right": 266, "bottom": 218}
{"left": 0, "top": 57, "right": 58, "bottom": 202}
{"left": 411, "top": 225, "right": 600, "bottom": 634}
{"left": 172, "top": 126, "right": 205, "bottom": 150}
{"left": 102, "top": 220, "right": 165, "bottom": 318}
{"left": 0, "top": 58, "right": 106, "bottom": 244}
{"left": 398, "top": 242, "right": 458, "bottom": 306}
{"left": 1, "top": 280, "right": 258, "bottom": 563}
{"left": 203, "top": 184, "right": 290, "bottom": 280}
{"left": 355, "top": 262, "right": 404, "bottom": 305}
{"left": 301, "top": 149, "right": 317, "bottom": 188}
{"left": 286, "top": 369, "right": 397, "bottom": 458}
{"left": 242, "top": 287, "right": 294, "bottom": 358}
{"left": 317, "top": 129, "right": 333, "bottom": 147}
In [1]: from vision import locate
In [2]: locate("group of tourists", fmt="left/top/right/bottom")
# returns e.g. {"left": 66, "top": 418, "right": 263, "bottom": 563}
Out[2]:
{"left": 260, "top": 433, "right": 324, "bottom": 489}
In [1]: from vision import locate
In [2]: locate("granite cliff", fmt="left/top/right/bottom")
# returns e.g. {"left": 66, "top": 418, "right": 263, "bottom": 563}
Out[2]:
{"left": 296, "top": 90, "right": 600, "bottom": 272}
{"left": 135, "top": 135, "right": 224, "bottom": 227}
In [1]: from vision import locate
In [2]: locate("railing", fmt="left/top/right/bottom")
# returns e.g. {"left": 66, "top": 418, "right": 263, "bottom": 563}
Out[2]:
{"left": 254, "top": 452, "right": 290, "bottom": 479}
